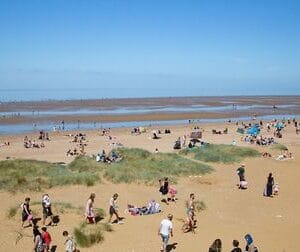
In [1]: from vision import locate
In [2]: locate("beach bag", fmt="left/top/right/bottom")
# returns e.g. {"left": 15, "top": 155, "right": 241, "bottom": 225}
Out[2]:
{"left": 52, "top": 215, "right": 60, "bottom": 224}
{"left": 27, "top": 214, "right": 33, "bottom": 221}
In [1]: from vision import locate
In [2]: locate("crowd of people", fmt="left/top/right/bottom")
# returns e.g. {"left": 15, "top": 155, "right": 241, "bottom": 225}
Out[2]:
{"left": 24, "top": 136, "right": 45, "bottom": 149}
{"left": 0, "top": 140, "right": 10, "bottom": 147}
{"left": 66, "top": 132, "right": 87, "bottom": 156}
{"left": 12, "top": 117, "right": 298, "bottom": 251}
{"left": 208, "top": 235, "right": 259, "bottom": 252}
{"left": 96, "top": 149, "right": 121, "bottom": 163}
{"left": 241, "top": 135, "right": 276, "bottom": 146}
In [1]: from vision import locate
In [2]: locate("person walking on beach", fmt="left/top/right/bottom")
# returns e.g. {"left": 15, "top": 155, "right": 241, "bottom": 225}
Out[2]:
{"left": 208, "top": 238, "right": 222, "bottom": 252}
{"left": 264, "top": 173, "right": 274, "bottom": 197}
{"left": 108, "top": 193, "right": 123, "bottom": 224}
{"left": 158, "top": 214, "right": 173, "bottom": 252}
{"left": 41, "top": 227, "right": 52, "bottom": 252}
{"left": 85, "top": 193, "right": 96, "bottom": 224}
{"left": 63, "top": 231, "right": 77, "bottom": 252}
{"left": 42, "top": 194, "right": 53, "bottom": 226}
{"left": 244, "top": 234, "right": 258, "bottom": 252}
{"left": 21, "top": 197, "right": 33, "bottom": 227}
{"left": 33, "top": 227, "right": 44, "bottom": 252}
{"left": 236, "top": 164, "right": 245, "bottom": 182}
{"left": 231, "top": 239, "right": 242, "bottom": 252}
{"left": 184, "top": 193, "right": 195, "bottom": 233}
{"left": 159, "top": 177, "right": 169, "bottom": 205}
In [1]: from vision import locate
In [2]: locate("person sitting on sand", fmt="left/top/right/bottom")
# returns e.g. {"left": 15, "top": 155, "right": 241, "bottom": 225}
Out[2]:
{"left": 108, "top": 193, "right": 123, "bottom": 224}
{"left": 85, "top": 193, "right": 96, "bottom": 224}
{"left": 273, "top": 183, "right": 280, "bottom": 195}
{"left": 262, "top": 152, "right": 272, "bottom": 158}
{"left": 21, "top": 197, "right": 33, "bottom": 227}
{"left": 110, "top": 150, "right": 121, "bottom": 162}
{"left": 42, "top": 194, "right": 53, "bottom": 226}
{"left": 208, "top": 238, "right": 222, "bottom": 252}
{"left": 66, "top": 149, "right": 73, "bottom": 156}
{"left": 276, "top": 149, "right": 293, "bottom": 160}
{"left": 79, "top": 144, "right": 85, "bottom": 155}
{"left": 73, "top": 148, "right": 78, "bottom": 155}
{"left": 147, "top": 199, "right": 161, "bottom": 214}
{"left": 126, "top": 200, "right": 161, "bottom": 216}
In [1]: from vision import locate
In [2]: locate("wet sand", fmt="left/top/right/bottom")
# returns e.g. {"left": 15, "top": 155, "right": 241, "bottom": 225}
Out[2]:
{"left": 1, "top": 96, "right": 300, "bottom": 126}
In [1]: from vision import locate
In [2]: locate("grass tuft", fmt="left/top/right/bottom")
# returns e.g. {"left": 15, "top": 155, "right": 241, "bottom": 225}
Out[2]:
{"left": 103, "top": 148, "right": 213, "bottom": 184}
{"left": 74, "top": 222, "right": 109, "bottom": 248}
{"left": 0, "top": 158, "right": 100, "bottom": 192}
{"left": 7, "top": 206, "right": 18, "bottom": 218}
{"left": 180, "top": 144, "right": 260, "bottom": 164}
{"left": 271, "top": 144, "right": 288, "bottom": 151}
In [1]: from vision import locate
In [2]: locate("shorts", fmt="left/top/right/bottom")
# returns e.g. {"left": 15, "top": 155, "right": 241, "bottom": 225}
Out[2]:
{"left": 22, "top": 212, "right": 28, "bottom": 222}
{"left": 109, "top": 206, "right": 116, "bottom": 215}
{"left": 160, "top": 234, "right": 169, "bottom": 245}
{"left": 43, "top": 207, "right": 53, "bottom": 218}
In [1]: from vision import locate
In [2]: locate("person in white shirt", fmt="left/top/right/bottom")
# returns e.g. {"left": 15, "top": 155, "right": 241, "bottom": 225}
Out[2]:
{"left": 158, "top": 214, "right": 173, "bottom": 252}
{"left": 63, "top": 231, "right": 77, "bottom": 252}
{"left": 42, "top": 194, "right": 53, "bottom": 226}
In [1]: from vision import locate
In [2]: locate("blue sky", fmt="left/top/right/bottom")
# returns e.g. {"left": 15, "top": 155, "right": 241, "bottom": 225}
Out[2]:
{"left": 0, "top": 0, "right": 300, "bottom": 96}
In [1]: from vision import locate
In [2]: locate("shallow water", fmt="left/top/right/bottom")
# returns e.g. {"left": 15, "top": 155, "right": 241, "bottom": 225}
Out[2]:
{"left": 1, "top": 104, "right": 298, "bottom": 117}
{"left": 0, "top": 114, "right": 298, "bottom": 135}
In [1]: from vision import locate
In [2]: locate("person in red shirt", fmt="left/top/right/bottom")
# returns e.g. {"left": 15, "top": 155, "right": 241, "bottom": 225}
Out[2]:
{"left": 41, "top": 227, "right": 52, "bottom": 252}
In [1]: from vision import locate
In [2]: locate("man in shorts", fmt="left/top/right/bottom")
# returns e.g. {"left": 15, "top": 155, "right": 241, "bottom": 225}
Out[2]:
{"left": 158, "top": 214, "right": 173, "bottom": 252}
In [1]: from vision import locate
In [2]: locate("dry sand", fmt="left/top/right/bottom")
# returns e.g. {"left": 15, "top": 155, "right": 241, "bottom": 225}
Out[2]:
{"left": 0, "top": 121, "right": 299, "bottom": 251}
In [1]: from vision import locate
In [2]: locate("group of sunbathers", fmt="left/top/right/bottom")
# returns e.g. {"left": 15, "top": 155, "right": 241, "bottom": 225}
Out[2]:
{"left": 24, "top": 136, "right": 45, "bottom": 149}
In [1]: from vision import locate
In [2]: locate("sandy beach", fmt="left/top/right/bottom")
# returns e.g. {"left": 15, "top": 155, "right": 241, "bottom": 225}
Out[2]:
{"left": 0, "top": 119, "right": 299, "bottom": 252}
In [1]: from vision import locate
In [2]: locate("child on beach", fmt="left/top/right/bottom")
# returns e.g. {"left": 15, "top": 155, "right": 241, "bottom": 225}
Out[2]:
{"left": 273, "top": 183, "right": 280, "bottom": 195}
{"left": 63, "top": 231, "right": 78, "bottom": 252}
{"left": 108, "top": 193, "right": 123, "bottom": 224}
{"left": 85, "top": 193, "right": 96, "bottom": 224}
{"left": 41, "top": 227, "right": 52, "bottom": 252}
{"left": 182, "top": 193, "right": 196, "bottom": 233}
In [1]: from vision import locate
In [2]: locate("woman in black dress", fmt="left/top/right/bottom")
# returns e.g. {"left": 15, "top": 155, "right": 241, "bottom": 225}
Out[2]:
{"left": 159, "top": 177, "right": 169, "bottom": 204}
{"left": 21, "top": 197, "right": 33, "bottom": 227}
{"left": 266, "top": 173, "right": 274, "bottom": 197}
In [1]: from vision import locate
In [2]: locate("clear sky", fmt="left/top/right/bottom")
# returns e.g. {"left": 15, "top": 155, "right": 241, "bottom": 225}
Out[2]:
{"left": 0, "top": 0, "right": 300, "bottom": 97}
